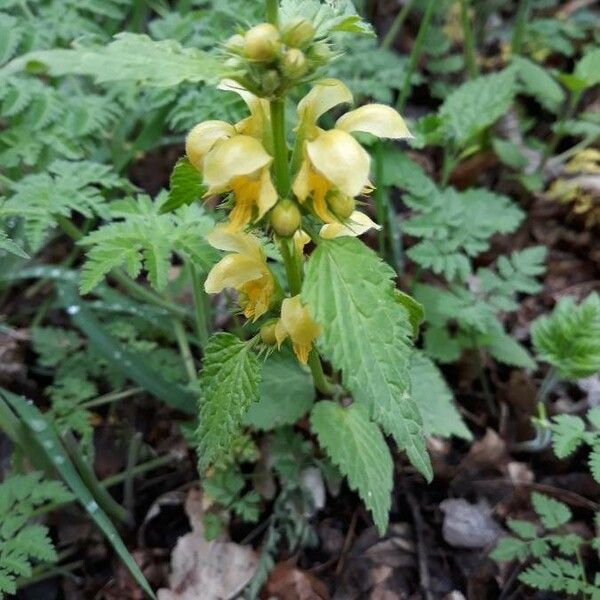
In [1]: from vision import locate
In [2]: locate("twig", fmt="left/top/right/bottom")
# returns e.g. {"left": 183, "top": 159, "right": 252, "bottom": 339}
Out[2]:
{"left": 405, "top": 486, "right": 434, "bottom": 600}
{"left": 335, "top": 510, "right": 358, "bottom": 576}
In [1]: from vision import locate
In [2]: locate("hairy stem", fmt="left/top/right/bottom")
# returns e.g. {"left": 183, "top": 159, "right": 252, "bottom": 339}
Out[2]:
{"left": 173, "top": 318, "right": 198, "bottom": 381}
{"left": 279, "top": 237, "right": 302, "bottom": 296}
{"left": 266, "top": 0, "right": 278, "bottom": 25}
{"left": 374, "top": 141, "right": 388, "bottom": 257}
{"left": 270, "top": 98, "right": 291, "bottom": 196}
{"left": 308, "top": 350, "right": 334, "bottom": 396}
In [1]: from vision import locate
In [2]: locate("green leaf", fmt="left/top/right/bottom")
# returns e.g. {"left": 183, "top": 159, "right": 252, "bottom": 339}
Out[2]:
{"left": 394, "top": 291, "right": 424, "bottom": 338}
{"left": 575, "top": 48, "right": 600, "bottom": 88}
{"left": 440, "top": 68, "right": 517, "bottom": 145}
{"left": 532, "top": 293, "right": 600, "bottom": 380}
{"left": 588, "top": 444, "right": 600, "bottom": 485}
{"left": 4, "top": 33, "right": 222, "bottom": 87}
{"left": 409, "top": 352, "right": 471, "bottom": 440}
{"left": 310, "top": 401, "right": 393, "bottom": 535}
{"left": 531, "top": 493, "right": 572, "bottom": 529}
{"left": 0, "top": 389, "right": 156, "bottom": 600}
{"left": 551, "top": 414, "right": 586, "bottom": 459}
{"left": 197, "top": 333, "right": 261, "bottom": 470}
{"left": 491, "top": 536, "right": 529, "bottom": 561}
{"left": 279, "top": 0, "right": 373, "bottom": 38}
{"left": 303, "top": 238, "right": 431, "bottom": 481}
{"left": 56, "top": 283, "right": 196, "bottom": 414}
{"left": 80, "top": 193, "right": 216, "bottom": 293}
{"left": 513, "top": 56, "right": 565, "bottom": 113}
{"left": 244, "top": 350, "right": 315, "bottom": 431}
{"left": 0, "top": 231, "right": 28, "bottom": 259}
{"left": 520, "top": 557, "right": 585, "bottom": 595}
{"left": 483, "top": 329, "right": 537, "bottom": 369}
{"left": 492, "top": 138, "right": 528, "bottom": 170}
{"left": 508, "top": 519, "right": 538, "bottom": 540}
{"left": 160, "top": 158, "right": 207, "bottom": 214}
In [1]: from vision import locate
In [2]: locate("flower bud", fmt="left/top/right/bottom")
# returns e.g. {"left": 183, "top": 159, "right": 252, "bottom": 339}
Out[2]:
{"left": 308, "top": 40, "right": 334, "bottom": 65}
{"left": 271, "top": 199, "right": 302, "bottom": 237}
{"left": 225, "top": 33, "right": 245, "bottom": 54}
{"left": 328, "top": 194, "right": 355, "bottom": 220}
{"left": 260, "top": 323, "right": 278, "bottom": 345}
{"left": 261, "top": 69, "right": 281, "bottom": 95}
{"left": 244, "top": 23, "right": 281, "bottom": 62}
{"left": 281, "top": 48, "right": 308, "bottom": 79}
{"left": 281, "top": 18, "right": 315, "bottom": 48}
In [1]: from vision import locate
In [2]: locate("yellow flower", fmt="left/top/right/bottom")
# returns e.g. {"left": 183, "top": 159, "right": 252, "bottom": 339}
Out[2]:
{"left": 292, "top": 79, "right": 411, "bottom": 223}
{"left": 319, "top": 210, "right": 381, "bottom": 239}
{"left": 185, "top": 80, "right": 276, "bottom": 231}
{"left": 204, "top": 226, "right": 275, "bottom": 321}
{"left": 275, "top": 295, "right": 320, "bottom": 364}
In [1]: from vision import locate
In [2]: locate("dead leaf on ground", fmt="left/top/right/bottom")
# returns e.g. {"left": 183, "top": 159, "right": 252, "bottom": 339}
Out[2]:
{"left": 460, "top": 428, "right": 509, "bottom": 473}
{"left": 263, "top": 563, "right": 329, "bottom": 600}
{"left": 440, "top": 498, "right": 504, "bottom": 549}
{"left": 157, "top": 488, "right": 258, "bottom": 600}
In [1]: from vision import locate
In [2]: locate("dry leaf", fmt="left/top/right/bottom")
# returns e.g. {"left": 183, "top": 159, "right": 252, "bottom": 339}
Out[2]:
{"left": 264, "top": 563, "right": 329, "bottom": 600}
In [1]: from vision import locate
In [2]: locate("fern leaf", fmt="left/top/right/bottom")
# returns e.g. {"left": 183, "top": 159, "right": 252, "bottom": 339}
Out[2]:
{"left": 531, "top": 493, "right": 572, "bottom": 530}
{"left": 551, "top": 414, "right": 586, "bottom": 459}
{"left": 196, "top": 333, "right": 261, "bottom": 470}
{"left": 7, "top": 33, "right": 222, "bottom": 87}
{"left": 310, "top": 401, "right": 393, "bottom": 535}
{"left": 303, "top": 238, "right": 431, "bottom": 481}
{"left": 532, "top": 293, "right": 600, "bottom": 380}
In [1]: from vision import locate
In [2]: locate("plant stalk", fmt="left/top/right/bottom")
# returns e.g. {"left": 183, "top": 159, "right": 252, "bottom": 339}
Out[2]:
{"left": 270, "top": 98, "right": 291, "bottom": 196}
{"left": 173, "top": 318, "right": 198, "bottom": 381}
{"left": 511, "top": 0, "right": 532, "bottom": 56}
{"left": 381, "top": 0, "right": 415, "bottom": 50}
{"left": 188, "top": 262, "right": 210, "bottom": 349}
{"left": 460, "top": 0, "right": 479, "bottom": 78}
{"left": 396, "top": 0, "right": 436, "bottom": 112}
{"left": 266, "top": 0, "right": 278, "bottom": 25}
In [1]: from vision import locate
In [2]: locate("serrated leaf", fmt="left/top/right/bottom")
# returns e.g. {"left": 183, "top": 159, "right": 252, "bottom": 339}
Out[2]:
{"left": 507, "top": 519, "right": 538, "bottom": 540}
{"left": 575, "top": 48, "right": 600, "bottom": 88}
{"left": 394, "top": 291, "right": 424, "bottom": 338}
{"left": 303, "top": 238, "right": 431, "bottom": 481}
{"left": 0, "top": 231, "right": 28, "bottom": 259}
{"left": 513, "top": 56, "right": 565, "bottom": 113}
{"left": 244, "top": 350, "right": 315, "bottom": 431}
{"left": 589, "top": 444, "right": 600, "bottom": 485}
{"left": 483, "top": 329, "right": 537, "bottom": 369}
{"left": 197, "top": 333, "right": 261, "bottom": 470}
{"left": 160, "top": 158, "right": 207, "bottom": 214}
{"left": 409, "top": 352, "right": 471, "bottom": 440}
{"left": 531, "top": 493, "right": 572, "bottom": 530}
{"left": 4, "top": 33, "right": 221, "bottom": 87}
{"left": 532, "top": 293, "right": 600, "bottom": 380}
{"left": 310, "top": 401, "right": 393, "bottom": 534}
{"left": 440, "top": 68, "right": 517, "bottom": 144}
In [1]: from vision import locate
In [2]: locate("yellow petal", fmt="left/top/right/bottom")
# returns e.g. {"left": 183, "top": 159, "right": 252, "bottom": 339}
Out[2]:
{"left": 320, "top": 210, "right": 381, "bottom": 239}
{"left": 256, "top": 167, "right": 278, "bottom": 218}
{"left": 185, "top": 121, "right": 235, "bottom": 171}
{"left": 239, "top": 274, "right": 274, "bottom": 321}
{"left": 306, "top": 130, "right": 370, "bottom": 198}
{"left": 292, "top": 157, "right": 312, "bottom": 202}
{"left": 204, "top": 254, "right": 264, "bottom": 293}
{"left": 335, "top": 104, "right": 412, "bottom": 139}
{"left": 297, "top": 79, "right": 353, "bottom": 125}
{"left": 203, "top": 135, "right": 272, "bottom": 191}
{"left": 206, "top": 226, "right": 262, "bottom": 260}
{"left": 280, "top": 295, "right": 320, "bottom": 349}
{"left": 293, "top": 230, "right": 311, "bottom": 256}
{"left": 219, "top": 79, "right": 270, "bottom": 138}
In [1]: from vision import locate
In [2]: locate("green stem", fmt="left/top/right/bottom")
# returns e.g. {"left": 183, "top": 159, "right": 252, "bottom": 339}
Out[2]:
{"left": 63, "top": 433, "right": 131, "bottom": 525}
{"left": 396, "top": 0, "right": 436, "bottom": 111}
{"left": 539, "top": 92, "right": 581, "bottom": 171}
{"left": 173, "top": 318, "right": 197, "bottom": 381}
{"left": 308, "top": 350, "right": 334, "bottom": 396}
{"left": 374, "top": 142, "right": 387, "bottom": 257}
{"left": 270, "top": 98, "right": 291, "bottom": 196}
{"left": 441, "top": 146, "right": 457, "bottom": 186}
{"left": 511, "top": 0, "right": 532, "bottom": 55}
{"left": 188, "top": 262, "right": 210, "bottom": 349}
{"left": 80, "top": 387, "right": 143, "bottom": 410}
{"left": 537, "top": 367, "right": 558, "bottom": 404}
{"left": 381, "top": 0, "right": 415, "bottom": 50}
{"left": 279, "top": 238, "right": 302, "bottom": 296}
{"left": 266, "top": 0, "right": 278, "bottom": 24}
{"left": 460, "top": 0, "right": 479, "bottom": 78}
